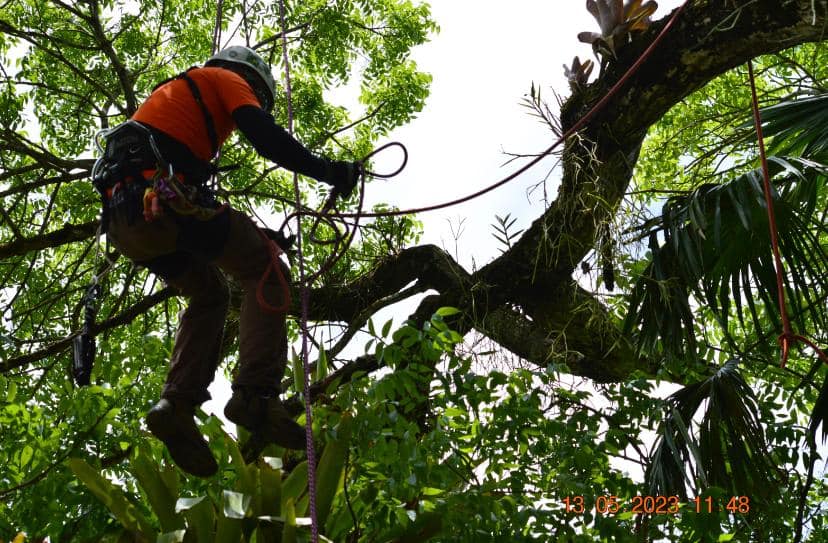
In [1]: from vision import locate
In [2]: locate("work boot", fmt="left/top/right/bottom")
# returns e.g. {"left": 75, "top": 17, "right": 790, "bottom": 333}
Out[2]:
{"left": 224, "top": 388, "right": 306, "bottom": 450}
{"left": 145, "top": 399, "right": 218, "bottom": 477}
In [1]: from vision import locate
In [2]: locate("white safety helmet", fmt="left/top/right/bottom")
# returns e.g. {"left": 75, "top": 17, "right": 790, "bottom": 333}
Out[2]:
{"left": 206, "top": 46, "right": 276, "bottom": 111}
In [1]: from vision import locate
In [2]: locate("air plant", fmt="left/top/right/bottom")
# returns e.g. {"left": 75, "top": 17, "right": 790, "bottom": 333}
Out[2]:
{"left": 563, "top": 56, "right": 595, "bottom": 90}
{"left": 577, "top": 0, "right": 658, "bottom": 60}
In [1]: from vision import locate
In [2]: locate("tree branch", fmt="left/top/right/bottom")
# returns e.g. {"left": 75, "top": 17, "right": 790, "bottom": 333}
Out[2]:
{"left": 1, "top": 287, "right": 174, "bottom": 374}
{"left": 0, "top": 221, "right": 98, "bottom": 260}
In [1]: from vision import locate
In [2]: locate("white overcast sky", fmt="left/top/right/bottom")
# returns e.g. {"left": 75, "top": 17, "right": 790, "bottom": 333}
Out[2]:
{"left": 361, "top": 0, "right": 685, "bottom": 269}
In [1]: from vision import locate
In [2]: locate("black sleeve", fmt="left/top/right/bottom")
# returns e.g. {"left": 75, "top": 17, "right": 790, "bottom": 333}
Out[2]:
{"left": 232, "top": 105, "right": 331, "bottom": 184}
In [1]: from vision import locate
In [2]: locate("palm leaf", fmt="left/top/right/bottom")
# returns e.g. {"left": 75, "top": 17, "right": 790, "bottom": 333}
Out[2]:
{"left": 625, "top": 156, "right": 828, "bottom": 359}
{"left": 739, "top": 93, "right": 828, "bottom": 160}
{"left": 809, "top": 372, "right": 828, "bottom": 444}
{"left": 646, "top": 359, "right": 781, "bottom": 502}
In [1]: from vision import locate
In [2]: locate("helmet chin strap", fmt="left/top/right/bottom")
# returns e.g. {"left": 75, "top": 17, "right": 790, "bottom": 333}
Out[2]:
{"left": 240, "top": 71, "right": 273, "bottom": 112}
{"left": 212, "top": 61, "right": 273, "bottom": 112}
{"left": 206, "top": 45, "right": 276, "bottom": 109}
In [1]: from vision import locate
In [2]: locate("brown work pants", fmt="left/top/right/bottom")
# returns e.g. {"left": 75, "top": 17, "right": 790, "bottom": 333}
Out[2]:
{"left": 108, "top": 203, "right": 290, "bottom": 405}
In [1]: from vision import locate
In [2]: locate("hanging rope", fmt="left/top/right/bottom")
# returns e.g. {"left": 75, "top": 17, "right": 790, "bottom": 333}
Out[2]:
{"left": 211, "top": 0, "right": 224, "bottom": 55}
{"left": 274, "top": 142, "right": 407, "bottom": 287}
{"left": 275, "top": 0, "right": 320, "bottom": 540}
{"left": 746, "top": 60, "right": 828, "bottom": 369}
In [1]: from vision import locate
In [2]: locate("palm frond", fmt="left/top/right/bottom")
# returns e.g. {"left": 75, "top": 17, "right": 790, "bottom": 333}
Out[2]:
{"left": 809, "top": 372, "right": 828, "bottom": 444}
{"left": 741, "top": 93, "right": 828, "bottom": 160}
{"left": 625, "top": 156, "right": 828, "bottom": 359}
{"left": 646, "top": 359, "right": 782, "bottom": 502}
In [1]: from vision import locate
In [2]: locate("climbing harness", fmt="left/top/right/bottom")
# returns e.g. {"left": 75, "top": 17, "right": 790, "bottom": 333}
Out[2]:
{"left": 746, "top": 60, "right": 828, "bottom": 370}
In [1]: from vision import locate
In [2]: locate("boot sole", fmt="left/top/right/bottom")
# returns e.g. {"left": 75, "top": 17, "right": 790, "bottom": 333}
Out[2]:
{"left": 146, "top": 409, "right": 218, "bottom": 478}
{"left": 225, "top": 400, "right": 307, "bottom": 451}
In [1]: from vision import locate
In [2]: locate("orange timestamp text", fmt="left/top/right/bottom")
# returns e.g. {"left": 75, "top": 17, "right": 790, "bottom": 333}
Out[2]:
{"left": 562, "top": 495, "right": 750, "bottom": 515}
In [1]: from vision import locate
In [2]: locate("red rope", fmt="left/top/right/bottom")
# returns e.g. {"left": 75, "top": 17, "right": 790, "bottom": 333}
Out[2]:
{"left": 272, "top": 2, "right": 693, "bottom": 295}
{"left": 746, "top": 60, "right": 828, "bottom": 369}
{"left": 268, "top": 1, "right": 692, "bottom": 302}
{"left": 254, "top": 225, "right": 292, "bottom": 313}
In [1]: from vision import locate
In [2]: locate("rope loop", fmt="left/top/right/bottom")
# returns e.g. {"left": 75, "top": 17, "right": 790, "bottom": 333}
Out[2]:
{"left": 359, "top": 141, "right": 408, "bottom": 179}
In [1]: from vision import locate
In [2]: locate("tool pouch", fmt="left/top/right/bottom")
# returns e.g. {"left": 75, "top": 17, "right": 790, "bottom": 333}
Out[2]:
{"left": 72, "top": 283, "right": 101, "bottom": 387}
{"left": 72, "top": 333, "right": 95, "bottom": 387}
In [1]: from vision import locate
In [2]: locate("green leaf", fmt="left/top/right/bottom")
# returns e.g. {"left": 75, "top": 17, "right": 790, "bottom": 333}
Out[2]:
{"left": 19, "top": 445, "right": 32, "bottom": 467}
{"left": 130, "top": 445, "right": 184, "bottom": 532}
{"left": 222, "top": 490, "right": 251, "bottom": 520}
{"left": 315, "top": 412, "right": 354, "bottom": 526}
{"left": 281, "top": 460, "right": 309, "bottom": 511}
{"left": 67, "top": 457, "right": 156, "bottom": 536}
{"left": 292, "top": 348, "right": 305, "bottom": 395}
{"left": 381, "top": 318, "right": 393, "bottom": 338}
{"left": 226, "top": 431, "right": 256, "bottom": 496}
{"left": 443, "top": 407, "right": 465, "bottom": 417}
{"left": 180, "top": 496, "right": 215, "bottom": 543}
{"left": 317, "top": 346, "right": 329, "bottom": 381}
{"left": 260, "top": 457, "right": 283, "bottom": 517}
{"left": 214, "top": 516, "right": 243, "bottom": 543}
{"left": 281, "top": 498, "right": 297, "bottom": 543}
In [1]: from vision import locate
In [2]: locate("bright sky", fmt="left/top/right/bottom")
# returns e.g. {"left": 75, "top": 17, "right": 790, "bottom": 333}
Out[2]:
{"left": 364, "top": 0, "right": 685, "bottom": 268}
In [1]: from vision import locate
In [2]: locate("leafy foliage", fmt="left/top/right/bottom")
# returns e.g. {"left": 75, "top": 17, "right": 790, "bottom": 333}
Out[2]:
{"left": 1, "top": 1, "right": 828, "bottom": 542}
{"left": 647, "top": 360, "right": 780, "bottom": 501}
{"left": 625, "top": 156, "right": 828, "bottom": 359}
{"left": 490, "top": 213, "right": 524, "bottom": 254}
{"left": 67, "top": 411, "right": 354, "bottom": 542}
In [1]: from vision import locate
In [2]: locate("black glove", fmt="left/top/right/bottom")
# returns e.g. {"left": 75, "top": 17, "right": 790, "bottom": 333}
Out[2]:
{"left": 326, "top": 160, "right": 361, "bottom": 200}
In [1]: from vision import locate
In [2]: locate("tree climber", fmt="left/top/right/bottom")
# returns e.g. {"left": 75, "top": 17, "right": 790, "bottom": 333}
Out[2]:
{"left": 92, "top": 46, "right": 359, "bottom": 477}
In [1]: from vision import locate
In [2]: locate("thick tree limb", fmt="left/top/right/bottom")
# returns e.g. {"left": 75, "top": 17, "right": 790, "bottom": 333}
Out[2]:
{"left": 298, "top": 0, "right": 828, "bottom": 383}
{"left": 429, "top": 0, "right": 828, "bottom": 381}
{"left": 5, "top": 1, "right": 827, "bottom": 385}
{"left": 307, "top": 244, "right": 468, "bottom": 323}
{"left": 0, "top": 221, "right": 98, "bottom": 260}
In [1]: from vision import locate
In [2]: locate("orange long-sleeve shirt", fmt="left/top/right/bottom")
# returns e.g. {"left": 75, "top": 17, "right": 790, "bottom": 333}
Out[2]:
{"left": 133, "top": 67, "right": 261, "bottom": 161}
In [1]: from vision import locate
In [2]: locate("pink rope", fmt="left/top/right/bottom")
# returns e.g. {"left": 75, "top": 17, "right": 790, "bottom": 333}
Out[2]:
{"left": 275, "top": 0, "right": 319, "bottom": 540}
